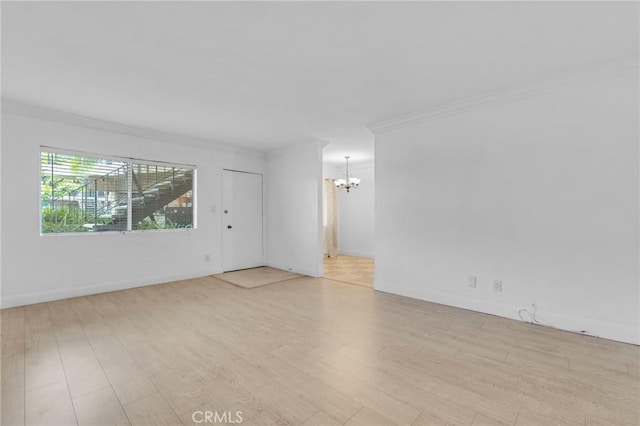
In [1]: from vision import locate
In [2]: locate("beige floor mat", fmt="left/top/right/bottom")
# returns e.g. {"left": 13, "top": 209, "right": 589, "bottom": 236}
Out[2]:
{"left": 213, "top": 266, "right": 303, "bottom": 288}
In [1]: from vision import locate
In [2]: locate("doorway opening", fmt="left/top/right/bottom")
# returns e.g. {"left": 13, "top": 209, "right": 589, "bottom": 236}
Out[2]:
{"left": 324, "top": 255, "right": 374, "bottom": 288}
{"left": 322, "top": 145, "right": 375, "bottom": 288}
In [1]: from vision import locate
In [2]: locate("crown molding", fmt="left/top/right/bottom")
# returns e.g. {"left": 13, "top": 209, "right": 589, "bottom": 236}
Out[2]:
{"left": 266, "top": 138, "right": 330, "bottom": 158}
{"left": 367, "top": 56, "right": 639, "bottom": 134}
{"left": 1, "top": 99, "right": 266, "bottom": 158}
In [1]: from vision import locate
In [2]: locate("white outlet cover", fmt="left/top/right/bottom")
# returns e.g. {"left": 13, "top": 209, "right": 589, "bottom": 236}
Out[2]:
{"left": 492, "top": 280, "right": 502, "bottom": 292}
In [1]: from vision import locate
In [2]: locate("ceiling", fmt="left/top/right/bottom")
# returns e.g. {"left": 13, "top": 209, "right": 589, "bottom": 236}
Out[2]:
{"left": 2, "top": 2, "right": 638, "bottom": 164}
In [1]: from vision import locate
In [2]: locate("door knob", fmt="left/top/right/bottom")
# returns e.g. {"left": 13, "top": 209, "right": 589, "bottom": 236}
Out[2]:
{"left": 227, "top": 225, "right": 232, "bottom": 229}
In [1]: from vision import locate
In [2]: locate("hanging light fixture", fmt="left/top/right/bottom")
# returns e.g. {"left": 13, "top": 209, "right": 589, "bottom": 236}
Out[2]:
{"left": 334, "top": 156, "right": 361, "bottom": 193}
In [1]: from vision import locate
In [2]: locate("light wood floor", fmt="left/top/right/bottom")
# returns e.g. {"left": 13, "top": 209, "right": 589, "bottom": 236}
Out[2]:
{"left": 323, "top": 255, "right": 374, "bottom": 288}
{"left": 2, "top": 276, "right": 639, "bottom": 426}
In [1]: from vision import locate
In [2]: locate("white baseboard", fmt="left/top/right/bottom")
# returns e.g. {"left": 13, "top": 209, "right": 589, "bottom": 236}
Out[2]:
{"left": 374, "top": 281, "right": 639, "bottom": 345}
{"left": 338, "top": 249, "right": 374, "bottom": 259}
{"left": 1, "top": 267, "right": 223, "bottom": 309}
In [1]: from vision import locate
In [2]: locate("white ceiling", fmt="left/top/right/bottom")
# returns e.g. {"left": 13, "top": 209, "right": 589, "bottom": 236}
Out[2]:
{"left": 2, "top": 2, "right": 638, "bottom": 164}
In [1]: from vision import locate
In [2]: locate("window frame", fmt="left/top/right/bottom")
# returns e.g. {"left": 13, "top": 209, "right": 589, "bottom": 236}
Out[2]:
{"left": 40, "top": 146, "right": 197, "bottom": 236}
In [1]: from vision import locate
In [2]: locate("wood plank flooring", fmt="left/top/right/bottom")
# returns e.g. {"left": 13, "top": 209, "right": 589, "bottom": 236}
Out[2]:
{"left": 1, "top": 276, "right": 639, "bottom": 426}
{"left": 323, "top": 256, "right": 374, "bottom": 288}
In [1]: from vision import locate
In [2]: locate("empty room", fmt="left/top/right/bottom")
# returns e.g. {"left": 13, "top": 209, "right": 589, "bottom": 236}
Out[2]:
{"left": 1, "top": 2, "right": 638, "bottom": 426}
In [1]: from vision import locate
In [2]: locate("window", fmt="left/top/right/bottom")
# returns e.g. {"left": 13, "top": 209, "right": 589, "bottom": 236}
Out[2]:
{"left": 40, "top": 149, "right": 196, "bottom": 234}
{"left": 130, "top": 163, "right": 194, "bottom": 230}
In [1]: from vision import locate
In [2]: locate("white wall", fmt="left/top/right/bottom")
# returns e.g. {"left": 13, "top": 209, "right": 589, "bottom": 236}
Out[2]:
{"left": 1, "top": 110, "right": 266, "bottom": 308}
{"left": 335, "top": 163, "right": 375, "bottom": 258}
{"left": 374, "top": 72, "right": 639, "bottom": 344}
{"left": 267, "top": 142, "right": 325, "bottom": 277}
{"left": 0, "top": 107, "right": 3, "bottom": 302}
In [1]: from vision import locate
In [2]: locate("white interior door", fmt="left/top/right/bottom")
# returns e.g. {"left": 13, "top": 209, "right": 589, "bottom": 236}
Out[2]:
{"left": 222, "top": 169, "right": 264, "bottom": 271}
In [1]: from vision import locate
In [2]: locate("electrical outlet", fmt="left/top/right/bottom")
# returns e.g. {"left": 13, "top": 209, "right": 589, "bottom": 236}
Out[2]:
{"left": 492, "top": 280, "right": 502, "bottom": 292}
{"left": 468, "top": 276, "right": 477, "bottom": 288}
{"left": 204, "top": 254, "right": 211, "bottom": 262}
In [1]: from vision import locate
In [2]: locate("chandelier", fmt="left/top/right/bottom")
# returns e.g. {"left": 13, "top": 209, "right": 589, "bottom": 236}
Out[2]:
{"left": 334, "top": 156, "right": 361, "bottom": 193}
